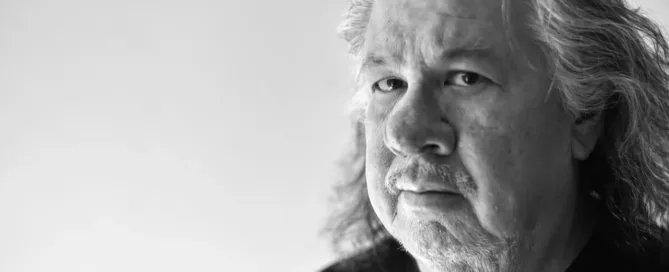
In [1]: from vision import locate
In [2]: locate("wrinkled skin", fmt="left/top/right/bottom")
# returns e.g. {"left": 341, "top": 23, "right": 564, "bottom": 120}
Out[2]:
{"left": 361, "top": 0, "right": 602, "bottom": 271}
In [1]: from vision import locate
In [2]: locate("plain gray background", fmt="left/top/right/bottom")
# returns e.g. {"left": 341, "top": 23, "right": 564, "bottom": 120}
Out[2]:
{"left": 0, "top": 0, "right": 666, "bottom": 271}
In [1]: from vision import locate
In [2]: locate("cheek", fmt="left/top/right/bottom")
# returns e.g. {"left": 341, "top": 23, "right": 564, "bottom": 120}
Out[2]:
{"left": 458, "top": 106, "right": 573, "bottom": 238}
{"left": 364, "top": 109, "right": 398, "bottom": 227}
{"left": 459, "top": 122, "right": 522, "bottom": 237}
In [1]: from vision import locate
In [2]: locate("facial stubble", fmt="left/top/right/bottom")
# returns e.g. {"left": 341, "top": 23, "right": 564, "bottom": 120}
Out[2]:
{"left": 383, "top": 160, "right": 519, "bottom": 271}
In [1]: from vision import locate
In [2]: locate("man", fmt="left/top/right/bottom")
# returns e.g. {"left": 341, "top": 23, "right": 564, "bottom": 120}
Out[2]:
{"left": 322, "top": 0, "right": 669, "bottom": 271}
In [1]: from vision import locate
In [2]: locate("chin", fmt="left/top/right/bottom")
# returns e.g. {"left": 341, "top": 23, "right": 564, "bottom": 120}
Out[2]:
{"left": 391, "top": 219, "right": 516, "bottom": 272}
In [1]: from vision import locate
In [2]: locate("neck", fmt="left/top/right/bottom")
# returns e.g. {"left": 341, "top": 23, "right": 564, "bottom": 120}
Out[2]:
{"left": 530, "top": 192, "right": 598, "bottom": 272}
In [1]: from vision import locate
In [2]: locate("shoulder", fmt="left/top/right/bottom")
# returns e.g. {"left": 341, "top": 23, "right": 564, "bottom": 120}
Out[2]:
{"left": 569, "top": 213, "right": 669, "bottom": 272}
{"left": 318, "top": 239, "right": 416, "bottom": 272}
{"left": 569, "top": 237, "right": 669, "bottom": 271}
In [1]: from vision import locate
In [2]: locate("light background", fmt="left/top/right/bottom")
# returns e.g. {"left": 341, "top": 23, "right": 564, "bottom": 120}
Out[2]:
{"left": 0, "top": 0, "right": 666, "bottom": 272}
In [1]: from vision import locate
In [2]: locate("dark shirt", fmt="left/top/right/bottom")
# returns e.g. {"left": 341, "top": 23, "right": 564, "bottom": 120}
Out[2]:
{"left": 321, "top": 214, "right": 669, "bottom": 272}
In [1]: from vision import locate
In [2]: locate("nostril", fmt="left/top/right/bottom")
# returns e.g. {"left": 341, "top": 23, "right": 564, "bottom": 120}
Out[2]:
{"left": 384, "top": 118, "right": 455, "bottom": 157}
{"left": 423, "top": 143, "right": 442, "bottom": 153}
{"left": 422, "top": 140, "right": 451, "bottom": 156}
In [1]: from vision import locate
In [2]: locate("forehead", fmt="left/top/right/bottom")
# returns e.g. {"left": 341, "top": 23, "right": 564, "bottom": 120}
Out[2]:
{"left": 363, "top": 0, "right": 510, "bottom": 66}
{"left": 381, "top": 0, "right": 500, "bottom": 22}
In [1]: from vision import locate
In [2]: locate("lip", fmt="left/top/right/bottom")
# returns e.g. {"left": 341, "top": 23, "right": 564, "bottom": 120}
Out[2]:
{"left": 395, "top": 181, "right": 460, "bottom": 195}
{"left": 399, "top": 191, "right": 465, "bottom": 215}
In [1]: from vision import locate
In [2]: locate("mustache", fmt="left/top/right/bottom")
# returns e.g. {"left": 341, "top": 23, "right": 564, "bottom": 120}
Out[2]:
{"left": 385, "top": 158, "right": 476, "bottom": 196}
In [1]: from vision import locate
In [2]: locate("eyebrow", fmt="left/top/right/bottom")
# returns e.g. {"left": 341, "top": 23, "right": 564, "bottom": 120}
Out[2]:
{"left": 359, "top": 54, "right": 403, "bottom": 73}
{"left": 445, "top": 45, "right": 498, "bottom": 61}
{"left": 359, "top": 44, "right": 499, "bottom": 73}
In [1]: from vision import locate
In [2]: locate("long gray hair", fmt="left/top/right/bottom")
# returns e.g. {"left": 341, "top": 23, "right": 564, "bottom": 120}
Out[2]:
{"left": 325, "top": 0, "right": 669, "bottom": 257}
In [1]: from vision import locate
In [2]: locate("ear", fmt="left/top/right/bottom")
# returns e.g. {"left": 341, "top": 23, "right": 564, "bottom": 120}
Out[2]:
{"left": 571, "top": 111, "right": 606, "bottom": 160}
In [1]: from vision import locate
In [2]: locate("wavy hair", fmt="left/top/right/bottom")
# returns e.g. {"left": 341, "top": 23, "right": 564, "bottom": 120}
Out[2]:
{"left": 325, "top": 0, "right": 669, "bottom": 257}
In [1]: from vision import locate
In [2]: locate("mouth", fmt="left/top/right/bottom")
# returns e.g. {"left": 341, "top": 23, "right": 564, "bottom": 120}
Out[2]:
{"left": 401, "top": 190, "right": 461, "bottom": 198}
{"left": 399, "top": 190, "right": 466, "bottom": 214}
{"left": 395, "top": 182, "right": 461, "bottom": 195}
{"left": 406, "top": 188, "right": 460, "bottom": 195}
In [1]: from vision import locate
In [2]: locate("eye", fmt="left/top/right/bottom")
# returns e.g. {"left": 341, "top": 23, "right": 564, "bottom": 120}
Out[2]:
{"left": 447, "top": 72, "right": 489, "bottom": 87}
{"left": 372, "top": 77, "right": 407, "bottom": 92}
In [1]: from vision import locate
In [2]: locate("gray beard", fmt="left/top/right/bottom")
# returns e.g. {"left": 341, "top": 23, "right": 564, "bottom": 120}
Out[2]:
{"left": 412, "top": 245, "right": 518, "bottom": 272}
{"left": 392, "top": 221, "right": 521, "bottom": 272}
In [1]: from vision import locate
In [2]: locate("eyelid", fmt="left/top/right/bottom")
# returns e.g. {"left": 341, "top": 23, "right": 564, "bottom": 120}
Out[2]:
{"left": 447, "top": 61, "right": 501, "bottom": 85}
{"left": 366, "top": 69, "right": 401, "bottom": 82}
{"left": 446, "top": 70, "right": 495, "bottom": 86}
{"left": 366, "top": 68, "right": 405, "bottom": 89}
{"left": 372, "top": 76, "right": 407, "bottom": 92}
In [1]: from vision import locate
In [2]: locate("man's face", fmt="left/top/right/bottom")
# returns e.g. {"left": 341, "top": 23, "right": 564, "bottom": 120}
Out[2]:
{"left": 362, "top": 0, "right": 583, "bottom": 269}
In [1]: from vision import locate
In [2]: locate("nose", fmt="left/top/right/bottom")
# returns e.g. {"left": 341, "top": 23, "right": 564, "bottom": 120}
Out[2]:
{"left": 384, "top": 89, "right": 455, "bottom": 158}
